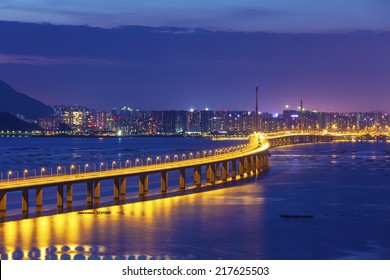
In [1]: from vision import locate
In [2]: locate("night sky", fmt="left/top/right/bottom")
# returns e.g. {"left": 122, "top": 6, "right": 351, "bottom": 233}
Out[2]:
{"left": 0, "top": 1, "right": 389, "bottom": 113}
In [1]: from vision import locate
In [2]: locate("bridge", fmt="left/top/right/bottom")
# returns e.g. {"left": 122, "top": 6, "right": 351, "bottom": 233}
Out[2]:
{"left": 0, "top": 132, "right": 351, "bottom": 219}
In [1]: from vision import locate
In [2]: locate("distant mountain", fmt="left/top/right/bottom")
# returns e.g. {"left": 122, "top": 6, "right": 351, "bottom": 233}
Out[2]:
{"left": 0, "top": 80, "right": 53, "bottom": 119}
{"left": 0, "top": 112, "right": 41, "bottom": 131}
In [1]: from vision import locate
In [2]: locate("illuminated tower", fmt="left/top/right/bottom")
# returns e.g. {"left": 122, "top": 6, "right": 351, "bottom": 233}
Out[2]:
{"left": 255, "top": 83, "right": 259, "bottom": 132}
{"left": 300, "top": 99, "right": 304, "bottom": 132}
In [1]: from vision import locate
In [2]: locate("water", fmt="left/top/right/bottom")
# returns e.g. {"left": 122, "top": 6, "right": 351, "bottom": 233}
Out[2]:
{"left": 0, "top": 137, "right": 389, "bottom": 260}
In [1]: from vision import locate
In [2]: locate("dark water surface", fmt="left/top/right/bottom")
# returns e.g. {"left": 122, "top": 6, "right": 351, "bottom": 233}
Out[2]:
{"left": 0, "top": 137, "right": 389, "bottom": 260}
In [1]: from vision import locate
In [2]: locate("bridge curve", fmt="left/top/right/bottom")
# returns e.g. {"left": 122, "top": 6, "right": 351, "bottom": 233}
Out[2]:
{"left": 0, "top": 133, "right": 270, "bottom": 218}
{"left": 0, "top": 132, "right": 352, "bottom": 219}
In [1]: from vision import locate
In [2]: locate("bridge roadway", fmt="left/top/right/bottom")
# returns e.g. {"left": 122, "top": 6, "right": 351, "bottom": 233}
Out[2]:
{"left": 0, "top": 132, "right": 351, "bottom": 218}
{"left": 0, "top": 133, "right": 270, "bottom": 216}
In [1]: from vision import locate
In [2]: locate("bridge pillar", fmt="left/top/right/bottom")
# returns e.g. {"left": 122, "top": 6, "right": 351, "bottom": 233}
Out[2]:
{"left": 0, "top": 191, "right": 6, "bottom": 213}
{"left": 57, "top": 185, "right": 64, "bottom": 209}
{"left": 66, "top": 183, "right": 73, "bottom": 205}
{"left": 194, "top": 166, "right": 201, "bottom": 187}
{"left": 139, "top": 174, "right": 148, "bottom": 196}
{"left": 114, "top": 178, "right": 120, "bottom": 200}
{"left": 231, "top": 160, "right": 237, "bottom": 180}
{"left": 120, "top": 177, "right": 126, "bottom": 200}
{"left": 250, "top": 156, "right": 256, "bottom": 174}
{"left": 36, "top": 186, "right": 43, "bottom": 210}
{"left": 207, "top": 164, "right": 215, "bottom": 185}
{"left": 244, "top": 157, "right": 250, "bottom": 175}
{"left": 94, "top": 180, "right": 101, "bottom": 203}
{"left": 161, "top": 171, "right": 168, "bottom": 193}
{"left": 256, "top": 155, "right": 260, "bottom": 172}
{"left": 222, "top": 161, "right": 228, "bottom": 182}
{"left": 238, "top": 158, "right": 244, "bottom": 178}
{"left": 216, "top": 163, "right": 221, "bottom": 180}
{"left": 86, "top": 181, "right": 93, "bottom": 205}
{"left": 179, "top": 168, "right": 186, "bottom": 190}
{"left": 22, "top": 189, "right": 29, "bottom": 213}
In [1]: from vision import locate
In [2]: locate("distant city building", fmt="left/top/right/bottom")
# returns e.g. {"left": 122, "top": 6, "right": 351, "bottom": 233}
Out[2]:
{"left": 44, "top": 105, "right": 390, "bottom": 135}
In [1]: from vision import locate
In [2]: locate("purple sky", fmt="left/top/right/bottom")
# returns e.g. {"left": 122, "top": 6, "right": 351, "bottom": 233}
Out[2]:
{"left": 0, "top": 1, "right": 389, "bottom": 113}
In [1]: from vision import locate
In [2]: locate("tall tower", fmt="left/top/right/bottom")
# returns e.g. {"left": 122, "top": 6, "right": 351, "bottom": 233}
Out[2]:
{"left": 255, "top": 83, "right": 259, "bottom": 132}
{"left": 300, "top": 99, "right": 304, "bottom": 132}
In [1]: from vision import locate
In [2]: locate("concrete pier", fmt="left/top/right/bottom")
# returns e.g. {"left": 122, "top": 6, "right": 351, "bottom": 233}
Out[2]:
{"left": 22, "top": 189, "right": 28, "bottom": 213}
{"left": 139, "top": 174, "right": 148, "bottom": 196}
{"left": 93, "top": 180, "right": 100, "bottom": 203}
{"left": 161, "top": 171, "right": 168, "bottom": 193}
{"left": 36, "top": 187, "right": 43, "bottom": 209}
{"left": 179, "top": 168, "right": 186, "bottom": 190}
{"left": 57, "top": 185, "right": 64, "bottom": 208}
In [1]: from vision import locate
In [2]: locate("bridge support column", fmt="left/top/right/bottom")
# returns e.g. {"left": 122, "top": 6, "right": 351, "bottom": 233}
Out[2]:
{"left": 139, "top": 174, "right": 148, "bottom": 196}
{"left": 94, "top": 180, "right": 100, "bottom": 203}
{"left": 66, "top": 183, "right": 73, "bottom": 205}
{"left": 0, "top": 191, "right": 6, "bottom": 213}
{"left": 36, "top": 186, "right": 43, "bottom": 210}
{"left": 179, "top": 168, "right": 186, "bottom": 190}
{"left": 194, "top": 166, "right": 201, "bottom": 187}
{"left": 206, "top": 164, "right": 215, "bottom": 185}
{"left": 231, "top": 160, "right": 236, "bottom": 180}
{"left": 22, "top": 189, "right": 29, "bottom": 213}
{"left": 86, "top": 181, "right": 93, "bottom": 205}
{"left": 238, "top": 158, "right": 244, "bottom": 178}
{"left": 256, "top": 155, "right": 260, "bottom": 172}
{"left": 222, "top": 161, "right": 228, "bottom": 182}
{"left": 120, "top": 177, "right": 126, "bottom": 200}
{"left": 161, "top": 171, "right": 168, "bottom": 193}
{"left": 216, "top": 163, "right": 221, "bottom": 180}
{"left": 244, "top": 157, "right": 250, "bottom": 175}
{"left": 114, "top": 178, "right": 120, "bottom": 200}
{"left": 57, "top": 185, "right": 64, "bottom": 209}
{"left": 250, "top": 156, "right": 256, "bottom": 174}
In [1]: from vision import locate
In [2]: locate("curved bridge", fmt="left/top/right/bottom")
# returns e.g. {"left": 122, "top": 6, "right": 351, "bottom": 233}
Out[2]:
{"left": 0, "top": 134, "right": 269, "bottom": 218}
{"left": 0, "top": 132, "right": 351, "bottom": 219}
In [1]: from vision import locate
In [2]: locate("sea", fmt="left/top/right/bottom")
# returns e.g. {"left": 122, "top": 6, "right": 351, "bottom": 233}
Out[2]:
{"left": 0, "top": 136, "right": 389, "bottom": 260}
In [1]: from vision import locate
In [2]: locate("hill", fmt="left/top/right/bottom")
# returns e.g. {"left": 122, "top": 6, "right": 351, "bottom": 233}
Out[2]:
{"left": 0, "top": 112, "right": 41, "bottom": 131}
{"left": 0, "top": 80, "right": 53, "bottom": 119}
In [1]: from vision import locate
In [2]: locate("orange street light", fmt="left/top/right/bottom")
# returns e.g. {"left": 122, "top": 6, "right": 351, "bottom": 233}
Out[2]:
{"left": 23, "top": 169, "right": 28, "bottom": 179}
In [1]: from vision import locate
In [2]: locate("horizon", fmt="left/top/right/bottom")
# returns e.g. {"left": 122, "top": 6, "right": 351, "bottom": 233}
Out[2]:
{"left": 1, "top": 78, "right": 389, "bottom": 115}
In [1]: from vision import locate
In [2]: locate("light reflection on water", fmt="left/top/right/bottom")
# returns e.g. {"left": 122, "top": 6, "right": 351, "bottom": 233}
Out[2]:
{"left": 0, "top": 186, "right": 265, "bottom": 260}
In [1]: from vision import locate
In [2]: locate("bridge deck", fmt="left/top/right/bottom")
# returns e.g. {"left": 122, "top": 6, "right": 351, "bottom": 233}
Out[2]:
{"left": 0, "top": 138, "right": 269, "bottom": 192}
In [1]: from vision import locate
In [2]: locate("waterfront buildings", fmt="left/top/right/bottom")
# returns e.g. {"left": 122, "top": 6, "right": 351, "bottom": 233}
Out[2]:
{"left": 32, "top": 105, "right": 389, "bottom": 136}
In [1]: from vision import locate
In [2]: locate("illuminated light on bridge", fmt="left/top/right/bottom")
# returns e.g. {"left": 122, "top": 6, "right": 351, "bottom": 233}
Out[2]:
{"left": 0, "top": 132, "right": 356, "bottom": 220}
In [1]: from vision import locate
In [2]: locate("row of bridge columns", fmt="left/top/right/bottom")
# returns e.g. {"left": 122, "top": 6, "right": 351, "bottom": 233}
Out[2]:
{"left": 0, "top": 153, "right": 269, "bottom": 215}
{"left": 270, "top": 135, "right": 333, "bottom": 147}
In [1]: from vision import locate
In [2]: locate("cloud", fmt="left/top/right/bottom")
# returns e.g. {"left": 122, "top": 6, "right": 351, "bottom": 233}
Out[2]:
{"left": 227, "top": 7, "right": 284, "bottom": 20}
{"left": 1, "top": 0, "right": 390, "bottom": 32}
{"left": 0, "top": 53, "right": 120, "bottom": 65}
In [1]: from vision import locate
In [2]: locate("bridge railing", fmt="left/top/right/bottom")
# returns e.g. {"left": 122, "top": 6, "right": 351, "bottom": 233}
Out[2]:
{"left": 0, "top": 137, "right": 260, "bottom": 183}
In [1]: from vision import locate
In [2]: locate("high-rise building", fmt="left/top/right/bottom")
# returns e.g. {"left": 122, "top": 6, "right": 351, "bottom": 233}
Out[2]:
{"left": 200, "top": 109, "right": 213, "bottom": 133}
